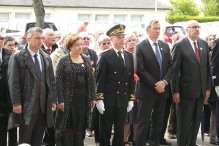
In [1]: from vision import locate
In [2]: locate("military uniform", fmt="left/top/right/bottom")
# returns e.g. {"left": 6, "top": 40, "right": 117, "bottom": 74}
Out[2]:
{"left": 96, "top": 24, "right": 134, "bottom": 146}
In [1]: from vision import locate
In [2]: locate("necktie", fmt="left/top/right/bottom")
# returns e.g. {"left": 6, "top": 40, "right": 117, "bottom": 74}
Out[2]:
{"left": 34, "top": 54, "right": 41, "bottom": 76}
{"left": 118, "top": 51, "right": 124, "bottom": 69}
{"left": 154, "top": 43, "right": 162, "bottom": 78}
{"left": 47, "top": 48, "right": 51, "bottom": 55}
{"left": 193, "top": 42, "right": 200, "bottom": 63}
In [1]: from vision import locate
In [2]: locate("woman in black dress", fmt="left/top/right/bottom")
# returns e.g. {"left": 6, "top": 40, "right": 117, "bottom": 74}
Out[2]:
{"left": 55, "top": 33, "right": 95, "bottom": 146}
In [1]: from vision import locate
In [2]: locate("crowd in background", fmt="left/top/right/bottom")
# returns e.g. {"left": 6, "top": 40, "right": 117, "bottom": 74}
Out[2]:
{"left": 0, "top": 19, "right": 219, "bottom": 146}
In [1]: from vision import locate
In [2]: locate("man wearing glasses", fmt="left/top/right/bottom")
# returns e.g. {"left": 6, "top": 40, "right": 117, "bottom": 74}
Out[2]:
{"left": 171, "top": 20, "right": 211, "bottom": 146}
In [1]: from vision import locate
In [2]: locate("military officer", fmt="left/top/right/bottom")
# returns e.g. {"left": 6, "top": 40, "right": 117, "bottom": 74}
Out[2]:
{"left": 96, "top": 24, "right": 135, "bottom": 146}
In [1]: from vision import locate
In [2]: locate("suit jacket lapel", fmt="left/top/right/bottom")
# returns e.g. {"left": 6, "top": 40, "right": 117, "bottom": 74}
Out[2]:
{"left": 39, "top": 50, "right": 50, "bottom": 85}
{"left": 197, "top": 39, "right": 204, "bottom": 64}
{"left": 22, "top": 49, "right": 38, "bottom": 78}
{"left": 184, "top": 38, "right": 200, "bottom": 64}
{"left": 109, "top": 49, "right": 122, "bottom": 70}
{"left": 144, "top": 39, "right": 160, "bottom": 68}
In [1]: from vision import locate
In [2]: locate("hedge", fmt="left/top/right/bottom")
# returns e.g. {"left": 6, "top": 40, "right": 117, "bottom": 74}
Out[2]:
{"left": 166, "top": 15, "right": 219, "bottom": 24}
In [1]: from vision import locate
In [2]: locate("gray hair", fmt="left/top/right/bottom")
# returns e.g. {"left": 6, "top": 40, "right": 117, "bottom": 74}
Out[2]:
{"left": 97, "top": 34, "right": 110, "bottom": 44}
{"left": 42, "top": 28, "right": 54, "bottom": 36}
{"left": 185, "top": 20, "right": 199, "bottom": 29}
{"left": 146, "top": 19, "right": 160, "bottom": 32}
{"left": 26, "top": 27, "right": 43, "bottom": 39}
{"left": 124, "top": 33, "right": 136, "bottom": 43}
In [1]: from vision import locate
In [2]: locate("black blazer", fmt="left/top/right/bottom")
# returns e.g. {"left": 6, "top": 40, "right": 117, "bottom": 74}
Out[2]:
{"left": 211, "top": 38, "right": 219, "bottom": 86}
{"left": 0, "top": 49, "right": 12, "bottom": 114}
{"left": 96, "top": 48, "right": 134, "bottom": 108}
{"left": 135, "top": 39, "right": 172, "bottom": 99}
{"left": 171, "top": 37, "right": 211, "bottom": 98}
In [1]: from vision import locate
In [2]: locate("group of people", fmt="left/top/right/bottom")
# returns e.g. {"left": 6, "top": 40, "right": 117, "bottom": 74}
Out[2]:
{"left": 0, "top": 19, "right": 218, "bottom": 146}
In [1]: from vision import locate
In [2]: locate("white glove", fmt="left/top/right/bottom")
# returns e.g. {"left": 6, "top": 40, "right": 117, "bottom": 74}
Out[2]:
{"left": 215, "top": 86, "right": 219, "bottom": 97}
{"left": 96, "top": 100, "right": 105, "bottom": 114}
{"left": 127, "top": 101, "right": 134, "bottom": 112}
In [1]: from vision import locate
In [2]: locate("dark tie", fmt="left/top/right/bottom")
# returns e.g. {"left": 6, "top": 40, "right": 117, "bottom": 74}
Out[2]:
{"left": 193, "top": 42, "right": 200, "bottom": 63}
{"left": 34, "top": 54, "right": 41, "bottom": 76}
{"left": 154, "top": 43, "right": 162, "bottom": 78}
{"left": 118, "top": 51, "right": 124, "bottom": 69}
{"left": 47, "top": 48, "right": 51, "bottom": 55}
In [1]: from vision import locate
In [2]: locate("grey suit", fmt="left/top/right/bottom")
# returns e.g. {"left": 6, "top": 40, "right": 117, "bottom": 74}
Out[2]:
{"left": 8, "top": 48, "right": 57, "bottom": 145}
{"left": 171, "top": 37, "right": 211, "bottom": 146}
{"left": 135, "top": 39, "right": 172, "bottom": 146}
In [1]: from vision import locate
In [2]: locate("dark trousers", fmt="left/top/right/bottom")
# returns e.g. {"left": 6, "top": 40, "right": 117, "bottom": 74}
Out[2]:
{"left": 99, "top": 106, "right": 126, "bottom": 146}
{"left": 176, "top": 97, "right": 203, "bottom": 146}
{"left": 43, "top": 127, "right": 55, "bottom": 146}
{"left": 203, "top": 104, "right": 211, "bottom": 133}
{"left": 93, "top": 107, "right": 100, "bottom": 143}
{"left": 216, "top": 98, "right": 219, "bottom": 144}
{"left": 19, "top": 113, "right": 45, "bottom": 146}
{"left": 8, "top": 127, "right": 18, "bottom": 146}
{"left": 0, "top": 115, "right": 9, "bottom": 146}
{"left": 43, "top": 113, "right": 55, "bottom": 146}
{"left": 136, "top": 96, "right": 167, "bottom": 146}
{"left": 168, "top": 103, "right": 177, "bottom": 135}
{"left": 160, "top": 95, "right": 172, "bottom": 141}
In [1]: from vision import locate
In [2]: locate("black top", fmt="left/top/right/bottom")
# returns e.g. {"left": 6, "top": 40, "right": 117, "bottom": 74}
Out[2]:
{"left": 72, "top": 62, "right": 87, "bottom": 105}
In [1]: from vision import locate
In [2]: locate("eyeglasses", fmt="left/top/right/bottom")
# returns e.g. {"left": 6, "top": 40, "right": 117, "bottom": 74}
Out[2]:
{"left": 0, "top": 37, "right": 4, "bottom": 40}
{"left": 102, "top": 42, "right": 110, "bottom": 45}
{"left": 188, "top": 26, "right": 201, "bottom": 29}
{"left": 82, "top": 37, "right": 90, "bottom": 41}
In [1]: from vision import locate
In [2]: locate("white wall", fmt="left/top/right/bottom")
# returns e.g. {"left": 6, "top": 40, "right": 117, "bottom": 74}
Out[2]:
{"left": 0, "top": 6, "right": 169, "bottom": 34}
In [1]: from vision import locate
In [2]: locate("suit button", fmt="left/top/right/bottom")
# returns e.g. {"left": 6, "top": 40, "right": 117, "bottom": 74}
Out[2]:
{"left": 126, "top": 83, "right": 128, "bottom": 85}
{"left": 118, "top": 81, "right": 120, "bottom": 84}
{"left": 114, "top": 71, "right": 117, "bottom": 74}
{"left": 124, "top": 92, "right": 127, "bottom": 95}
{"left": 117, "top": 91, "right": 119, "bottom": 94}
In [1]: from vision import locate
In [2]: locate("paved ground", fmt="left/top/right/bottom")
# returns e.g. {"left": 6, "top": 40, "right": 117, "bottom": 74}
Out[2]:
{"left": 84, "top": 131, "right": 217, "bottom": 146}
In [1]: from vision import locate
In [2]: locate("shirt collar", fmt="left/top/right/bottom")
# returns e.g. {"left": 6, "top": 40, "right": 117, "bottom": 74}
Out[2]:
{"left": 27, "top": 47, "right": 40, "bottom": 56}
{"left": 148, "top": 38, "right": 158, "bottom": 46}
{"left": 113, "top": 48, "right": 123, "bottom": 54}
{"left": 188, "top": 37, "right": 197, "bottom": 44}
{"left": 43, "top": 44, "right": 51, "bottom": 50}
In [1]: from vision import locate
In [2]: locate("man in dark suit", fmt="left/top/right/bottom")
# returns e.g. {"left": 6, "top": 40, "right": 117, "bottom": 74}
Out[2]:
{"left": 171, "top": 20, "right": 211, "bottom": 146}
{"left": 210, "top": 37, "right": 219, "bottom": 145}
{"left": 8, "top": 27, "right": 57, "bottom": 146}
{"left": 96, "top": 24, "right": 135, "bottom": 146}
{"left": 135, "top": 20, "right": 172, "bottom": 146}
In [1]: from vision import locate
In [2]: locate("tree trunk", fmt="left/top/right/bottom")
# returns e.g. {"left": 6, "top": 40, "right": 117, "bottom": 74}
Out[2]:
{"left": 32, "top": 0, "right": 45, "bottom": 28}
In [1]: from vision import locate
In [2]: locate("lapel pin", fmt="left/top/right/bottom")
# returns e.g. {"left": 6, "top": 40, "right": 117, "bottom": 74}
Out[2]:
{"left": 200, "top": 47, "right": 203, "bottom": 50}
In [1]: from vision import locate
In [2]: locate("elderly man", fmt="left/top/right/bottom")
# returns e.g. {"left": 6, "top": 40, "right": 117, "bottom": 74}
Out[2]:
{"left": 135, "top": 20, "right": 172, "bottom": 146}
{"left": 96, "top": 24, "right": 135, "bottom": 146}
{"left": 42, "top": 28, "right": 58, "bottom": 55}
{"left": 8, "top": 27, "right": 57, "bottom": 146}
{"left": 171, "top": 20, "right": 211, "bottom": 146}
{"left": 41, "top": 28, "right": 58, "bottom": 146}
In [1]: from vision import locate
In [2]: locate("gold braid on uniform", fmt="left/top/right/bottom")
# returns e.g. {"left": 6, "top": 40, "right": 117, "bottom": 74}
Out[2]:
{"left": 130, "top": 94, "right": 135, "bottom": 101}
{"left": 96, "top": 93, "right": 104, "bottom": 100}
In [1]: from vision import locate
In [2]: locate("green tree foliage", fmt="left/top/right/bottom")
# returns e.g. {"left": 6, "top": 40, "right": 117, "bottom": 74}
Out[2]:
{"left": 170, "top": 0, "right": 200, "bottom": 16}
{"left": 201, "top": 0, "right": 219, "bottom": 16}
